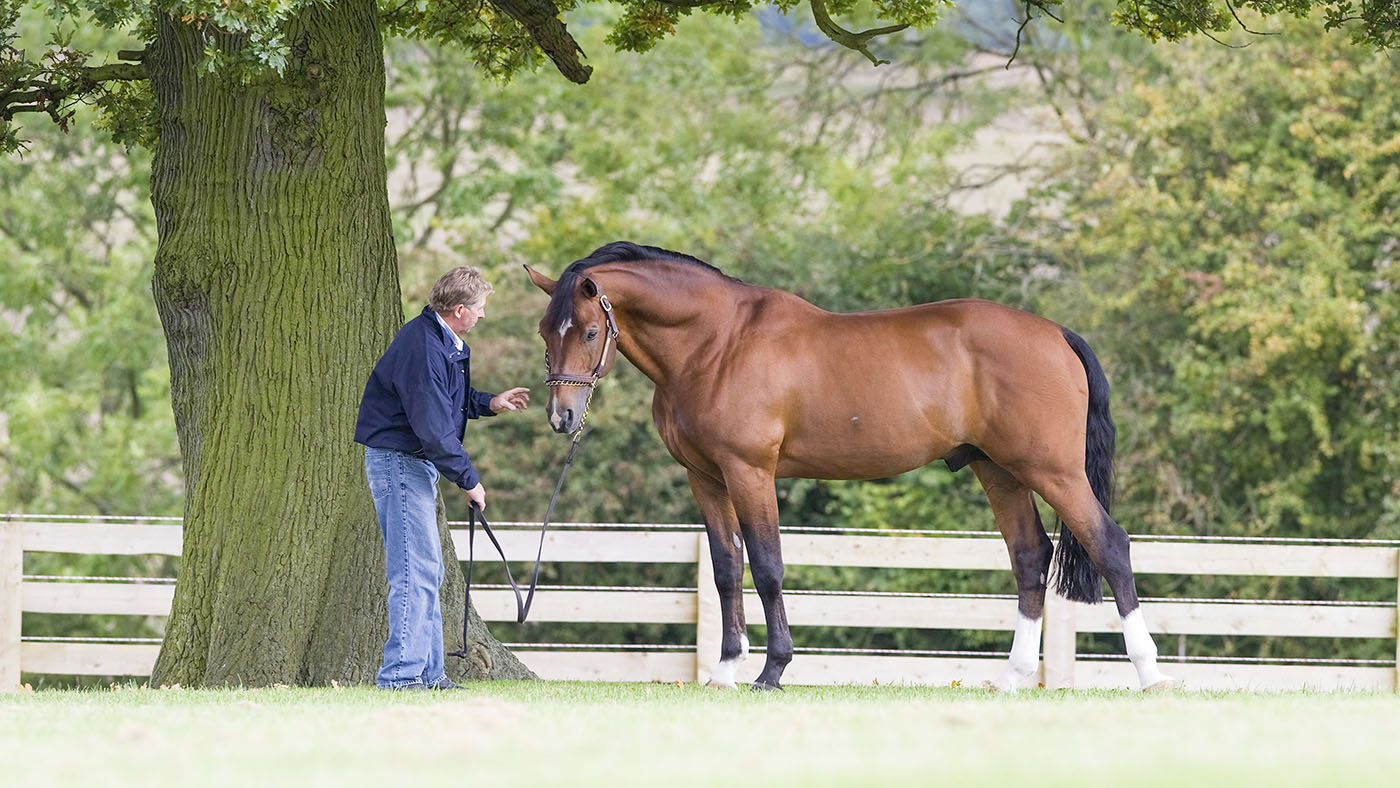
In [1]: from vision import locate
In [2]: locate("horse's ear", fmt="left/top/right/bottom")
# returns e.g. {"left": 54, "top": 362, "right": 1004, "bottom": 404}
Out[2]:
{"left": 524, "top": 264, "right": 556, "bottom": 295}
{"left": 580, "top": 277, "right": 599, "bottom": 298}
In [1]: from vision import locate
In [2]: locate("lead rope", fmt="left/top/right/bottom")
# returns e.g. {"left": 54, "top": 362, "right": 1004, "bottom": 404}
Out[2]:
{"left": 449, "top": 427, "right": 589, "bottom": 659}
{"left": 449, "top": 329, "right": 606, "bottom": 659}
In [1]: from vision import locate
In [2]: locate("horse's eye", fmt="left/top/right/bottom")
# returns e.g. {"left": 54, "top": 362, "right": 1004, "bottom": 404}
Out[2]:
{"left": 586, "top": 328, "right": 599, "bottom": 342}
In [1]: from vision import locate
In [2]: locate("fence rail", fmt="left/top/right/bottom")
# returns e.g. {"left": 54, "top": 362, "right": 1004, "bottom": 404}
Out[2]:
{"left": 4, "top": 514, "right": 1399, "bottom": 691}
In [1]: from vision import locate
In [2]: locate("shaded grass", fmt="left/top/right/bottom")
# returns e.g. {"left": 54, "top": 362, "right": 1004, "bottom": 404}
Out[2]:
{"left": 3, "top": 682, "right": 1398, "bottom": 786}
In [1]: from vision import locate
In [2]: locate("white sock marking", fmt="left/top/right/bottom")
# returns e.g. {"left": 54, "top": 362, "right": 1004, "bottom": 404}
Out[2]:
{"left": 1122, "top": 608, "right": 1174, "bottom": 689}
{"left": 708, "top": 633, "right": 749, "bottom": 688}
{"left": 990, "top": 613, "right": 1042, "bottom": 692}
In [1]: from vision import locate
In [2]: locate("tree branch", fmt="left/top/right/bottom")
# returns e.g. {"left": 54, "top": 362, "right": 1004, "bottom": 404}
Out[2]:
{"left": 0, "top": 211, "right": 38, "bottom": 254}
{"left": 1223, "top": 0, "right": 1277, "bottom": 38}
{"left": 1, "top": 60, "right": 147, "bottom": 122}
{"left": 486, "top": 0, "right": 593, "bottom": 84}
{"left": 1006, "top": 0, "right": 1063, "bottom": 66}
{"left": 808, "top": 0, "right": 908, "bottom": 66}
{"left": 488, "top": 190, "right": 519, "bottom": 233}
{"left": 0, "top": 448, "right": 113, "bottom": 516}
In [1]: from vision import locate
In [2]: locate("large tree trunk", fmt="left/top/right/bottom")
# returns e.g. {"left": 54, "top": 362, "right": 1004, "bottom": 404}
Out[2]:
{"left": 146, "top": 2, "right": 533, "bottom": 686}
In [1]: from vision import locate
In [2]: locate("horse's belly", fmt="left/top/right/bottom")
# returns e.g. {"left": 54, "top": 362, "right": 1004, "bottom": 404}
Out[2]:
{"left": 775, "top": 422, "right": 955, "bottom": 481}
{"left": 776, "top": 454, "right": 934, "bottom": 481}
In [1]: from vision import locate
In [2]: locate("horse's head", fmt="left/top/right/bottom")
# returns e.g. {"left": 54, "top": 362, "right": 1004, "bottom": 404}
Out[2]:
{"left": 526, "top": 264, "right": 620, "bottom": 435}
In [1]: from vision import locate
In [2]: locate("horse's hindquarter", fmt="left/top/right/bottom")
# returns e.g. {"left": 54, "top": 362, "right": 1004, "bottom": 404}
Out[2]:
{"left": 767, "top": 299, "right": 1086, "bottom": 480}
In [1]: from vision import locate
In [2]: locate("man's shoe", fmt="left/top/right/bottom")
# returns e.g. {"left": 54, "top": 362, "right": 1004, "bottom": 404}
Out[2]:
{"left": 429, "top": 678, "right": 464, "bottom": 691}
{"left": 387, "top": 682, "right": 430, "bottom": 691}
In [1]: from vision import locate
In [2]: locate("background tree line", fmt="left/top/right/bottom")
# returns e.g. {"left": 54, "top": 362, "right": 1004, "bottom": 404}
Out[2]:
{"left": 4, "top": 1, "right": 1397, "bottom": 678}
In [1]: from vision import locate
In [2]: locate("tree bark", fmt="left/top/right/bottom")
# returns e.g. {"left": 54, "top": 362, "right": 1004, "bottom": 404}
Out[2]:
{"left": 147, "top": 1, "right": 533, "bottom": 686}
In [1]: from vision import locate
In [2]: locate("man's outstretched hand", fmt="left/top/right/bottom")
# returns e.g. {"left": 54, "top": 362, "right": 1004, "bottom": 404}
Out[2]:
{"left": 490, "top": 387, "right": 531, "bottom": 413}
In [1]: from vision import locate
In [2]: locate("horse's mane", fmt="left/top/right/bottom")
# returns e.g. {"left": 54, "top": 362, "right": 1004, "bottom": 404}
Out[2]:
{"left": 543, "top": 241, "right": 735, "bottom": 333}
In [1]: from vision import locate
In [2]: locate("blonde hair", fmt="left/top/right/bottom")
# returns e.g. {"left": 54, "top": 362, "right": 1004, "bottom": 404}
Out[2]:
{"left": 429, "top": 266, "right": 494, "bottom": 314}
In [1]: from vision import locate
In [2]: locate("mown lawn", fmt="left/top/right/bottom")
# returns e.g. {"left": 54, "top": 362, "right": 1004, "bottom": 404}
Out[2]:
{"left": 2, "top": 682, "right": 1397, "bottom": 787}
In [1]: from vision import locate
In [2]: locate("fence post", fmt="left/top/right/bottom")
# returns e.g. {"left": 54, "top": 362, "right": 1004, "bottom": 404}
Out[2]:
{"left": 1, "top": 517, "right": 21, "bottom": 692}
{"left": 1042, "top": 590, "right": 1076, "bottom": 690}
{"left": 1394, "top": 549, "right": 1399, "bottom": 694}
{"left": 695, "top": 534, "right": 719, "bottom": 684}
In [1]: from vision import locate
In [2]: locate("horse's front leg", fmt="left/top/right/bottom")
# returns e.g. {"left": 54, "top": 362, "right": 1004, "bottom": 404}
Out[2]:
{"left": 723, "top": 464, "right": 791, "bottom": 691}
{"left": 688, "top": 471, "right": 749, "bottom": 689}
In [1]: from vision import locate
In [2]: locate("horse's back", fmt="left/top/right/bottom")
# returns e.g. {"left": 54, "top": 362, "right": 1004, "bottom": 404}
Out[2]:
{"left": 844, "top": 297, "right": 1055, "bottom": 332}
{"left": 800, "top": 297, "right": 1075, "bottom": 379}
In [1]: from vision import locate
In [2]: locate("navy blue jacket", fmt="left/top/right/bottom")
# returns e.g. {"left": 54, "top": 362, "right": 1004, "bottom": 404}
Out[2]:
{"left": 354, "top": 306, "right": 496, "bottom": 490}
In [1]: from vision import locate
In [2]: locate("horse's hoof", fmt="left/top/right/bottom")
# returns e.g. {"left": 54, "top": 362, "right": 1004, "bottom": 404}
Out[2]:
{"left": 750, "top": 680, "right": 783, "bottom": 692}
{"left": 980, "top": 679, "right": 1012, "bottom": 694}
{"left": 1143, "top": 677, "right": 1183, "bottom": 692}
{"left": 705, "top": 679, "right": 738, "bottom": 691}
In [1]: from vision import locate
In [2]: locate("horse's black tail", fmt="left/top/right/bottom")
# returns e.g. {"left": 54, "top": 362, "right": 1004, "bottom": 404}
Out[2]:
{"left": 1052, "top": 327, "right": 1114, "bottom": 605}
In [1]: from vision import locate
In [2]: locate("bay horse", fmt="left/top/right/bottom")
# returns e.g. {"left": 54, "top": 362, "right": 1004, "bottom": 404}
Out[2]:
{"left": 526, "top": 241, "right": 1177, "bottom": 692}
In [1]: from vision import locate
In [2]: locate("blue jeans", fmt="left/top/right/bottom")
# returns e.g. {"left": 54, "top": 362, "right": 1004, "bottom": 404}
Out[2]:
{"left": 365, "top": 447, "right": 448, "bottom": 688}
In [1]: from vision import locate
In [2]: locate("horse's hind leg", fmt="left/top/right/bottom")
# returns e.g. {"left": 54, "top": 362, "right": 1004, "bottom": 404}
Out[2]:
{"left": 972, "top": 461, "right": 1054, "bottom": 692}
{"left": 688, "top": 471, "right": 750, "bottom": 689}
{"left": 1028, "top": 470, "right": 1177, "bottom": 690}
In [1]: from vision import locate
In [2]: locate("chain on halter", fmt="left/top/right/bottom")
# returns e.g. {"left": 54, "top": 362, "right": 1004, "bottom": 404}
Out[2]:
{"left": 550, "top": 371, "right": 598, "bottom": 441}
{"left": 542, "top": 349, "right": 598, "bottom": 441}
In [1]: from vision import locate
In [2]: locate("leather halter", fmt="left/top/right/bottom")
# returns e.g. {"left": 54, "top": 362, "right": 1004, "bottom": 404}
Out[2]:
{"left": 545, "top": 291, "right": 620, "bottom": 388}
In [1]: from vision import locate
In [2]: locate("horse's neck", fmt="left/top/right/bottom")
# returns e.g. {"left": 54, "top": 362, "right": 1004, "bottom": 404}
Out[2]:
{"left": 597, "top": 265, "right": 742, "bottom": 387}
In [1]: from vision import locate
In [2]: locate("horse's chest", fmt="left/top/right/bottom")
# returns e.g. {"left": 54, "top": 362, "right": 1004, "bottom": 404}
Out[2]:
{"left": 651, "top": 396, "right": 694, "bottom": 449}
{"left": 650, "top": 394, "right": 719, "bottom": 473}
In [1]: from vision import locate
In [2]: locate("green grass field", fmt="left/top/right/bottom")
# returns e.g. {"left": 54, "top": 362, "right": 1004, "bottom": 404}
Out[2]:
{"left": 3, "top": 682, "right": 1398, "bottom": 787}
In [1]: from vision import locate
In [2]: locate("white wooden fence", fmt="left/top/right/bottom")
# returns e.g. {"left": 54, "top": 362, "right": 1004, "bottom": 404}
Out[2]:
{"left": 4, "top": 514, "right": 1399, "bottom": 691}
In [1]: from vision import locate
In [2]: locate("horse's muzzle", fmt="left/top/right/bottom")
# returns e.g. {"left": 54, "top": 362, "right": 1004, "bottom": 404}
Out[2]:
{"left": 548, "top": 404, "right": 577, "bottom": 434}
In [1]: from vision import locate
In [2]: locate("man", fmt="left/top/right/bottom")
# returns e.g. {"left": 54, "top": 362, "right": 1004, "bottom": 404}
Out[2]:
{"left": 354, "top": 266, "right": 530, "bottom": 690}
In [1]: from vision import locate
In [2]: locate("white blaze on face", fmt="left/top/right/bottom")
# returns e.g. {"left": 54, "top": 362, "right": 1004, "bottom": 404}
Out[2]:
{"left": 708, "top": 633, "right": 750, "bottom": 688}
{"left": 547, "top": 317, "right": 570, "bottom": 430}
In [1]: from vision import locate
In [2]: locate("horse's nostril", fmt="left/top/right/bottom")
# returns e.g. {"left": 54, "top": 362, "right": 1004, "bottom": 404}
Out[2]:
{"left": 563, "top": 408, "right": 574, "bottom": 427}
